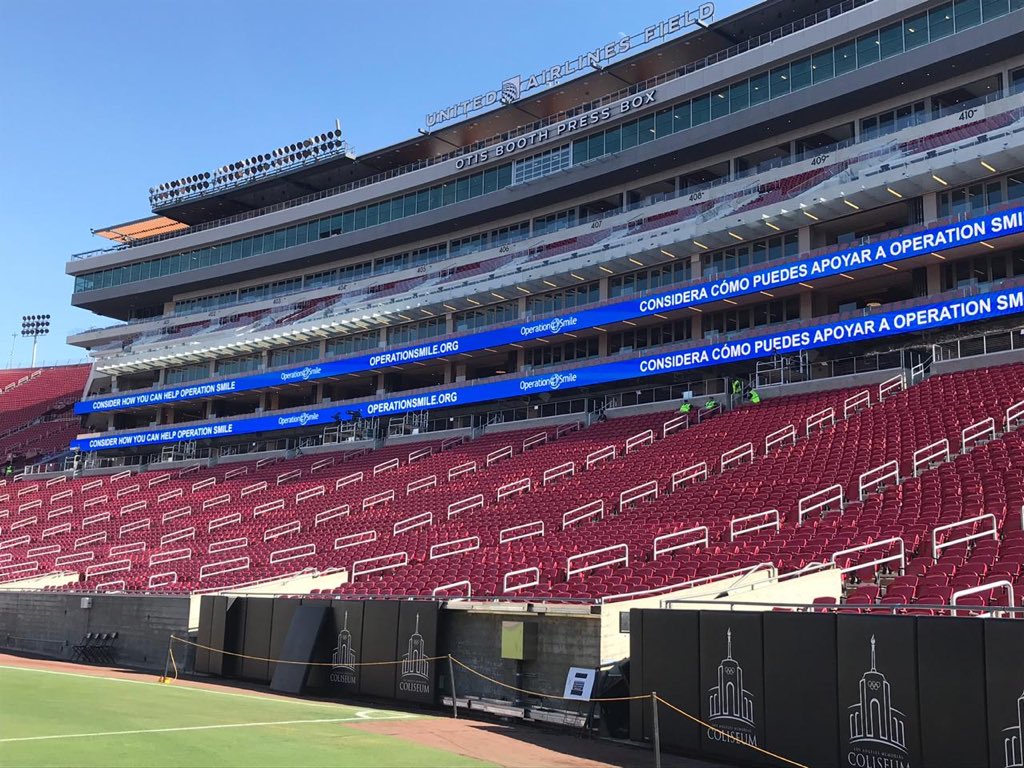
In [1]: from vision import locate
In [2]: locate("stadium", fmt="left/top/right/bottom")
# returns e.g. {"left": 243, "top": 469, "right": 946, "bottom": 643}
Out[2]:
{"left": 2, "top": 0, "right": 1024, "bottom": 766}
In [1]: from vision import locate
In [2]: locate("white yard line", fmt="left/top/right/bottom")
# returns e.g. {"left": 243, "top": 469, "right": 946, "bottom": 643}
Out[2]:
{"left": 0, "top": 664, "right": 408, "bottom": 714}
{"left": 0, "top": 714, "right": 415, "bottom": 744}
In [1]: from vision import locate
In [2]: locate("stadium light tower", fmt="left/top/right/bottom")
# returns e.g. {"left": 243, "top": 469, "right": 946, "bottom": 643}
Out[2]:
{"left": 21, "top": 314, "right": 50, "bottom": 367}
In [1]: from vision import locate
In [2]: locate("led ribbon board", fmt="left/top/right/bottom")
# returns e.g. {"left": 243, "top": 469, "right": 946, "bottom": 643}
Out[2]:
{"left": 74, "top": 207, "right": 1024, "bottom": 416}
{"left": 71, "top": 284, "right": 1024, "bottom": 451}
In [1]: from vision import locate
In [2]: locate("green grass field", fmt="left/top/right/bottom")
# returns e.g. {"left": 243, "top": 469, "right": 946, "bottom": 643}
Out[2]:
{"left": 0, "top": 665, "right": 493, "bottom": 768}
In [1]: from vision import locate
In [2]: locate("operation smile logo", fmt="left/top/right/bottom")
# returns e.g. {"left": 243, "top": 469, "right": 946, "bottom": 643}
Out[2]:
{"left": 425, "top": 3, "right": 714, "bottom": 128}
{"left": 277, "top": 411, "right": 320, "bottom": 427}
{"left": 519, "top": 371, "right": 578, "bottom": 392}
{"left": 280, "top": 366, "right": 322, "bottom": 383}
{"left": 520, "top": 315, "right": 579, "bottom": 337}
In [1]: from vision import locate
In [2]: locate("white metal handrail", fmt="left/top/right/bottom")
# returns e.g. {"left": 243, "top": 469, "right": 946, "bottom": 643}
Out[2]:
{"left": 334, "top": 529, "right": 376, "bottom": 550}
{"left": 543, "top": 461, "right": 575, "bottom": 486}
{"left": 523, "top": 432, "right": 548, "bottom": 451}
{"left": 878, "top": 373, "right": 905, "bottom": 400}
{"left": 566, "top": 544, "right": 628, "bottom": 579}
{"left": 931, "top": 513, "right": 997, "bottom": 561}
{"left": 913, "top": 438, "right": 950, "bottom": 476}
{"left": 373, "top": 458, "right": 400, "bottom": 476}
{"left": 335, "top": 471, "right": 363, "bottom": 490}
{"left": 797, "top": 483, "right": 844, "bottom": 524}
{"left": 499, "top": 520, "right": 544, "bottom": 543}
{"left": 730, "top": 510, "right": 780, "bottom": 541}
{"left": 654, "top": 526, "right": 708, "bottom": 558}
{"left": 448, "top": 494, "right": 484, "bottom": 518}
{"left": 1006, "top": 398, "right": 1024, "bottom": 432}
{"left": 497, "top": 477, "right": 531, "bottom": 502}
{"left": 951, "top": 580, "right": 1016, "bottom": 617}
{"left": 843, "top": 390, "right": 871, "bottom": 419}
{"left": 315, "top": 504, "right": 350, "bottom": 526}
{"left": 393, "top": 511, "right": 432, "bottom": 535}
{"left": 961, "top": 417, "right": 995, "bottom": 453}
{"left": 805, "top": 407, "right": 835, "bottom": 436}
{"left": 208, "top": 511, "right": 241, "bottom": 532}
{"left": 831, "top": 537, "right": 905, "bottom": 576}
{"left": 586, "top": 445, "right": 616, "bottom": 469}
{"left": 503, "top": 566, "right": 539, "bottom": 593}
{"left": 619, "top": 480, "right": 658, "bottom": 512}
{"left": 209, "top": 537, "right": 248, "bottom": 554}
{"left": 264, "top": 520, "right": 301, "bottom": 541}
{"left": 270, "top": 543, "right": 316, "bottom": 564}
{"left": 625, "top": 429, "right": 655, "bottom": 454}
{"left": 562, "top": 500, "right": 603, "bottom": 530}
{"left": 486, "top": 446, "right": 513, "bottom": 467}
{"left": 429, "top": 536, "right": 480, "bottom": 560}
{"left": 296, "top": 485, "right": 325, "bottom": 503}
{"left": 199, "top": 556, "right": 250, "bottom": 580}
{"left": 765, "top": 425, "right": 796, "bottom": 454}
{"left": 352, "top": 551, "right": 407, "bottom": 580}
{"left": 858, "top": 460, "right": 900, "bottom": 500}
{"left": 448, "top": 461, "right": 477, "bottom": 480}
{"left": 362, "top": 489, "right": 395, "bottom": 510}
{"left": 432, "top": 580, "right": 472, "bottom": 598}
{"left": 253, "top": 498, "right": 284, "bottom": 517}
{"left": 672, "top": 462, "right": 708, "bottom": 491}
{"left": 662, "top": 413, "right": 689, "bottom": 438}
{"left": 406, "top": 475, "right": 437, "bottom": 494}
{"left": 721, "top": 442, "right": 754, "bottom": 473}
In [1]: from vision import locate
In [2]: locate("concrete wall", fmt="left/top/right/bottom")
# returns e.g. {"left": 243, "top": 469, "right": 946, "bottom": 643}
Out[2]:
{"left": 0, "top": 591, "right": 189, "bottom": 670}
{"left": 441, "top": 607, "right": 599, "bottom": 708}
{"left": 933, "top": 347, "right": 1024, "bottom": 376}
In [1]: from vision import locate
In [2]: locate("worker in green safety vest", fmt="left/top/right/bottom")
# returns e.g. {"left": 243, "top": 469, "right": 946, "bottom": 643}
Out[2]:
{"left": 749, "top": 390, "right": 761, "bottom": 404}
{"left": 679, "top": 401, "right": 692, "bottom": 414}
{"left": 731, "top": 379, "right": 743, "bottom": 396}
{"left": 705, "top": 397, "right": 718, "bottom": 410}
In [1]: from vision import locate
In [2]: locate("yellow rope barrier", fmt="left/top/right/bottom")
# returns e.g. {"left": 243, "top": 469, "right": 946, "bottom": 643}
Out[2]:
{"left": 654, "top": 695, "right": 808, "bottom": 768}
{"left": 160, "top": 635, "right": 808, "bottom": 766}
{"left": 168, "top": 635, "right": 448, "bottom": 667}
{"left": 447, "top": 655, "right": 647, "bottom": 702}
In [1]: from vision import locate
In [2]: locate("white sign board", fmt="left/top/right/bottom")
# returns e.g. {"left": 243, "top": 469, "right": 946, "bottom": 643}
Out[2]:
{"left": 562, "top": 667, "right": 597, "bottom": 701}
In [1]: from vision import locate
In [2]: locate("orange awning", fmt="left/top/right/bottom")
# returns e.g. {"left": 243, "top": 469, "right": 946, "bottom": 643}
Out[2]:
{"left": 93, "top": 216, "right": 188, "bottom": 244}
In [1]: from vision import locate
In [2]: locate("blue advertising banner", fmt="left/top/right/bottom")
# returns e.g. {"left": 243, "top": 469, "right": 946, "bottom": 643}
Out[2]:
{"left": 71, "top": 284, "right": 1024, "bottom": 451}
{"left": 74, "top": 207, "right": 1024, "bottom": 416}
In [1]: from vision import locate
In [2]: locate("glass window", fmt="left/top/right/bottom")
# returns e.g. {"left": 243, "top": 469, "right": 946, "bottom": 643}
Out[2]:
{"left": 673, "top": 101, "right": 691, "bottom": 131}
{"left": 605, "top": 126, "right": 621, "bottom": 154}
{"left": 690, "top": 94, "right": 710, "bottom": 125}
{"left": 655, "top": 107, "right": 675, "bottom": 136}
{"left": 710, "top": 89, "right": 729, "bottom": 120}
{"left": 928, "top": 3, "right": 954, "bottom": 40}
{"left": 811, "top": 49, "right": 834, "bottom": 83}
{"left": 953, "top": 0, "right": 982, "bottom": 28}
{"left": 749, "top": 72, "right": 769, "bottom": 105}
{"left": 903, "top": 13, "right": 927, "bottom": 49}
{"left": 572, "top": 138, "right": 588, "bottom": 164}
{"left": 856, "top": 31, "right": 879, "bottom": 67}
{"left": 790, "top": 57, "right": 812, "bottom": 91}
{"left": 878, "top": 23, "right": 903, "bottom": 59}
{"left": 638, "top": 113, "right": 656, "bottom": 142}
{"left": 974, "top": 0, "right": 1007, "bottom": 21}
{"left": 770, "top": 65, "right": 791, "bottom": 98}
{"left": 728, "top": 82, "right": 748, "bottom": 113}
{"left": 588, "top": 132, "right": 605, "bottom": 159}
{"left": 834, "top": 39, "right": 857, "bottom": 76}
{"left": 620, "top": 119, "right": 638, "bottom": 150}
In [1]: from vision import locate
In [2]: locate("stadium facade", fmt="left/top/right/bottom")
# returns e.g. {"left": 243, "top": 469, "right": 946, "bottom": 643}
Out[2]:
{"left": 64, "top": 0, "right": 1024, "bottom": 460}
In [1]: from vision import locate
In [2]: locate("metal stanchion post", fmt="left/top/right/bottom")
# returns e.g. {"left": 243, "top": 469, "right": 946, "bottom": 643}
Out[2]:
{"left": 651, "top": 692, "right": 661, "bottom": 768}
{"left": 160, "top": 636, "right": 173, "bottom": 682}
{"left": 448, "top": 655, "right": 458, "bottom": 719}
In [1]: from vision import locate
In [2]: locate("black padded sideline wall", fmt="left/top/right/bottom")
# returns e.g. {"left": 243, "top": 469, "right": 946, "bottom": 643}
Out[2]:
{"left": 629, "top": 609, "right": 1024, "bottom": 768}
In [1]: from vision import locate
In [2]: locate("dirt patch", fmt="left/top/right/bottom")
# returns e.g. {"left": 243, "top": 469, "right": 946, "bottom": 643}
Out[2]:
{"left": 349, "top": 716, "right": 724, "bottom": 768}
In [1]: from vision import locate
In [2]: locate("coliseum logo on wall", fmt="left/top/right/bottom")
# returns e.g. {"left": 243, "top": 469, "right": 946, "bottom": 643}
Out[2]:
{"left": 706, "top": 629, "right": 757, "bottom": 746}
{"left": 847, "top": 636, "right": 911, "bottom": 767}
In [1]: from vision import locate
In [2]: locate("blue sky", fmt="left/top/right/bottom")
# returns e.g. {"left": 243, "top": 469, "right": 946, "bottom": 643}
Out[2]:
{"left": 0, "top": 0, "right": 750, "bottom": 367}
